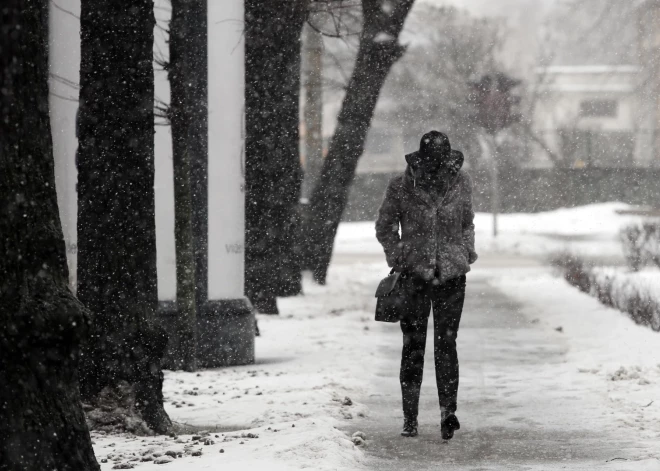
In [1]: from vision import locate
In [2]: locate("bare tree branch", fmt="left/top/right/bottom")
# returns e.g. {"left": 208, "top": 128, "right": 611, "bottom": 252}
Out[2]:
{"left": 50, "top": 0, "right": 79, "bottom": 20}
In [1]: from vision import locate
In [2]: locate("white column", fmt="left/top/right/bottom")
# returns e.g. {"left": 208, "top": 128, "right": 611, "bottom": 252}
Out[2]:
{"left": 207, "top": 0, "right": 246, "bottom": 301}
{"left": 154, "top": 0, "right": 177, "bottom": 301}
{"left": 48, "top": 0, "right": 81, "bottom": 288}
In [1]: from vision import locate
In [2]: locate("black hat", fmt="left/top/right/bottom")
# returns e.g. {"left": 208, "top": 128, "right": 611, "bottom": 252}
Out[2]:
{"left": 419, "top": 131, "right": 451, "bottom": 159}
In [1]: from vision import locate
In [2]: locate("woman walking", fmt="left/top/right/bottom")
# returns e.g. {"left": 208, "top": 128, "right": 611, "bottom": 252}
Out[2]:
{"left": 375, "top": 131, "right": 477, "bottom": 440}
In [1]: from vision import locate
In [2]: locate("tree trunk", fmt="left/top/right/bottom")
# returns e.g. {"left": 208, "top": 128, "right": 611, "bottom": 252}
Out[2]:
{"left": 77, "top": 0, "right": 171, "bottom": 434}
{"left": 305, "top": 0, "right": 415, "bottom": 284}
{"left": 0, "top": 2, "right": 99, "bottom": 469}
{"left": 168, "top": 0, "right": 207, "bottom": 372}
{"left": 245, "top": 0, "right": 307, "bottom": 313}
{"left": 301, "top": 22, "right": 324, "bottom": 201}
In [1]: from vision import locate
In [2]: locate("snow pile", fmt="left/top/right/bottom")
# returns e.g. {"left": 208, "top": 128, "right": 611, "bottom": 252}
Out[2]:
{"left": 336, "top": 202, "right": 646, "bottom": 260}
{"left": 93, "top": 418, "right": 362, "bottom": 471}
{"left": 609, "top": 365, "right": 652, "bottom": 385}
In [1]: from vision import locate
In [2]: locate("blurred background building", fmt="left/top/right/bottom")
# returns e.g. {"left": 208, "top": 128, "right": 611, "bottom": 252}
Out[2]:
{"left": 531, "top": 65, "right": 645, "bottom": 168}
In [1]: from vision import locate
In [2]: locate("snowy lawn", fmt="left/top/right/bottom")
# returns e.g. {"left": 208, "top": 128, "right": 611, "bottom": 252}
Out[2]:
{"left": 337, "top": 202, "right": 647, "bottom": 261}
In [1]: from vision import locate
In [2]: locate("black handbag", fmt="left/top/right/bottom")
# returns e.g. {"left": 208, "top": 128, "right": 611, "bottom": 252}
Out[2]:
{"left": 375, "top": 270, "right": 404, "bottom": 323}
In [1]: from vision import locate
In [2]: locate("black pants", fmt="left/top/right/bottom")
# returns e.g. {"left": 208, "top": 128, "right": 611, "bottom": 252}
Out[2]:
{"left": 399, "top": 275, "right": 466, "bottom": 420}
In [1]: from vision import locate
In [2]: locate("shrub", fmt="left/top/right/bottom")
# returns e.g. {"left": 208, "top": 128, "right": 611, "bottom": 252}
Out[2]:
{"left": 553, "top": 252, "right": 660, "bottom": 332}
{"left": 619, "top": 224, "right": 645, "bottom": 271}
{"left": 643, "top": 222, "right": 660, "bottom": 269}
{"left": 619, "top": 221, "right": 660, "bottom": 271}
{"left": 550, "top": 252, "right": 591, "bottom": 293}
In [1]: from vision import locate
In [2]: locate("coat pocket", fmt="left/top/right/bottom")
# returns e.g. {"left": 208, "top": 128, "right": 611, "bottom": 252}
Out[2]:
{"left": 440, "top": 244, "right": 470, "bottom": 281}
{"left": 460, "top": 244, "right": 470, "bottom": 262}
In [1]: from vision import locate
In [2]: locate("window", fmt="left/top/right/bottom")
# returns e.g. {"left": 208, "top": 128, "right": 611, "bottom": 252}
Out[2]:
{"left": 579, "top": 99, "right": 618, "bottom": 118}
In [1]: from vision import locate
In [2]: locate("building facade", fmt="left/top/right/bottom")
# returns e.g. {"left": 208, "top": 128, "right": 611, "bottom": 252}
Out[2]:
{"left": 531, "top": 65, "right": 652, "bottom": 168}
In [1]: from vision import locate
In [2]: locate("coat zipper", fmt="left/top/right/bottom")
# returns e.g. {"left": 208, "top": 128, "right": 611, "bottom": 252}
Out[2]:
{"left": 405, "top": 171, "right": 461, "bottom": 280}
{"left": 435, "top": 174, "right": 460, "bottom": 280}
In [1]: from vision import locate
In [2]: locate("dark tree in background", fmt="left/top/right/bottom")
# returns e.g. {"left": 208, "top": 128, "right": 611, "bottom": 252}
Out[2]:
{"left": 0, "top": 1, "right": 99, "bottom": 468}
{"left": 468, "top": 74, "right": 522, "bottom": 136}
{"left": 77, "top": 0, "right": 171, "bottom": 433}
{"left": 168, "top": 0, "right": 208, "bottom": 371}
{"left": 245, "top": 0, "right": 308, "bottom": 314}
{"left": 304, "top": 0, "right": 415, "bottom": 284}
{"left": 384, "top": 5, "right": 505, "bottom": 164}
{"left": 301, "top": 21, "right": 324, "bottom": 201}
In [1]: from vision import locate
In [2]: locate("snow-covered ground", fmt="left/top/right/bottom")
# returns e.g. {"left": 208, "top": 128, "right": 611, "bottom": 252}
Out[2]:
{"left": 494, "top": 272, "right": 660, "bottom": 465}
{"left": 337, "top": 202, "right": 647, "bottom": 261}
{"left": 95, "top": 203, "right": 660, "bottom": 470}
{"left": 93, "top": 264, "right": 386, "bottom": 470}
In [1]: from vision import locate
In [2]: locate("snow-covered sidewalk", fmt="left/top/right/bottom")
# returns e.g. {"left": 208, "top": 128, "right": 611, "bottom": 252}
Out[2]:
{"left": 94, "top": 261, "right": 389, "bottom": 470}
{"left": 95, "top": 207, "right": 660, "bottom": 470}
{"left": 493, "top": 270, "right": 660, "bottom": 469}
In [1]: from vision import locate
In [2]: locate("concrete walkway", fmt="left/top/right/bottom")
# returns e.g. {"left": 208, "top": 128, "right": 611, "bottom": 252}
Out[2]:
{"left": 351, "top": 258, "right": 643, "bottom": 470}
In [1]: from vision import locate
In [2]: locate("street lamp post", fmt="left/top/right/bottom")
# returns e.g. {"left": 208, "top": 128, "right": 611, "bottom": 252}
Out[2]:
{"left": 469, "top": 73, "right": 522, "bottom": 238}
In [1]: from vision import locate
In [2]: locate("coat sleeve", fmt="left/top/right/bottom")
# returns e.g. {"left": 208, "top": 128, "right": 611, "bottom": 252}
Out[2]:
{"left": 375, "top": 178, "right": 402, "bottom": 268}
{"left": 462, "top": 174, "right": 478, "bottom": 264}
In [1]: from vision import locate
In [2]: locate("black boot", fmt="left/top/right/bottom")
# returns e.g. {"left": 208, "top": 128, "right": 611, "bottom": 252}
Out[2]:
{"left": 441, "top": 410, "right": 460, "bottom": 440}
{"left": 401, "top": 417, "right": 418, "bottom": 437}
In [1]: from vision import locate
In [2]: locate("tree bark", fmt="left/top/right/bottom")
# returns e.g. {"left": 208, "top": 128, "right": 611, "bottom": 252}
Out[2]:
{"left": 169, "top": 0, "right": 207, "bottom": 371}
{"left": 0, "top": 1, "right": 99, "bottom": 469}
{"left": 302, "top": 22, "right": 324, "bottom": 201}
{"left": 245, "top": 0, "right": 307, "bottom": 313}
{"left": 305, "top": 0, "right": 415, "bottom": 284}
{"left": 77, "top": 0, "right": 171, "bottom": 434}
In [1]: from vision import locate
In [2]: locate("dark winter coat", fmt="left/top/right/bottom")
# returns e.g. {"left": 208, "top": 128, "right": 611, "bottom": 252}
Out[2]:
{"left": 375, "top": 157, "right": 478, "bottom": 283}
